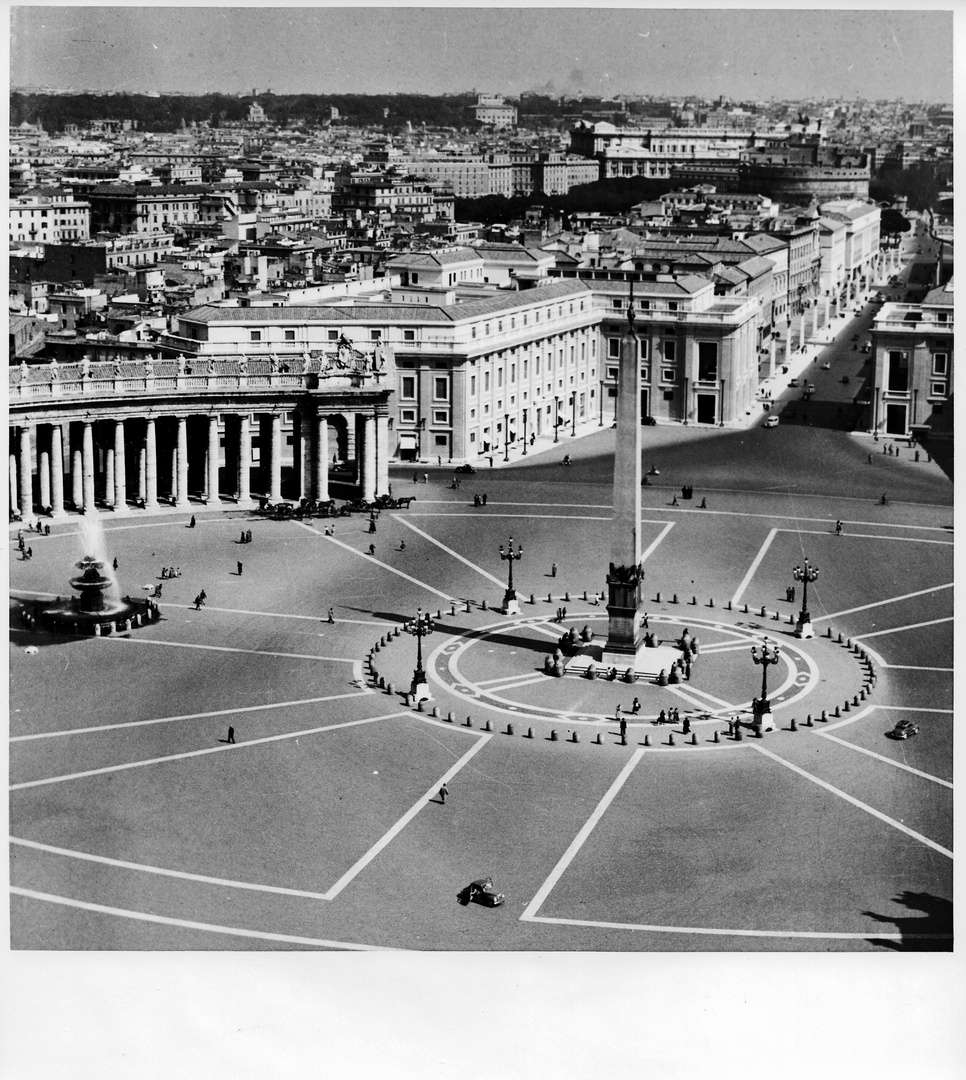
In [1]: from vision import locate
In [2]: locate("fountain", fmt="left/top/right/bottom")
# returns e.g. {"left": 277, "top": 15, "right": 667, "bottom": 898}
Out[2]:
{"left": 35, "top": 513, "right": 160, "bottom": 635}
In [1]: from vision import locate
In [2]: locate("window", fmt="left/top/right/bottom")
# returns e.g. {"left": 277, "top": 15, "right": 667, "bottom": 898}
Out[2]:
{"left": 662, "top": 368, "right": 676, "bottom": 383}
{"left": 434, "top": 377, "right": 449, "bottom": 400}
{"left": 933, "top": 353, "right": 948, "bottom": 376}
{"left": 370, "top": 329, "right": 382, "bottom": 341}
{"left": 607, "top": 367, "right": 618, "bottom": 380}
{"left": 608, "top": 338, "right": 621, "bottom": 358}
{"left": 434, "top": 434, "right": 448, "bottom": 447}
{"left": 401, "top": 376, "right": 416, "bottom": 399}
{"left": 668, "top": 301, "right": 679, "bottom": 312}
{"left": 471, "top": 326, "right": 477, "bottom": 339}
{"left": 411, "top": 272, "right": 419, "bottom": 284}
{"left": 249, "top": 331, "right": 261, "bottom": 342}
{"left": 887, "top": 350, "right": 909, "bottom": 393}
{"left": 638, "top": 341, "right": 649, "bottom": 360}
{"left": 639, "top": 299, "right": 650, "bottom": 310}
{"left": 497, "top": 368, "right": 503, "bottom": 388}
{"left": 403, "top": 329, "right": 416, "bottom": 342}
{"left": 612, "top": 299, "right": 623, "bottom": 310}
{"left": 640, "top": 367, "right": 649, "bottom": 382}
{"left": 400, "top": 408, "right": 417, "bottom": 423}
{"left": 433, "top": 410, "right": 449, "bottom": 424}
{"left": 327, "top": 330, "right": 338, "bottom": 341}
{"left": 663, "top": 389, "right": 675, "bottom": 401}
{"left": 284, "top": 330, "right": 295, "bottom": 342}
{"left": 663, "top": 339, "right": 676, "bottom": 361}
{"left": 510, "top": 364, "right": 516, "bottom": 382}
{"left": 470, "top": 375, "right": 477, "bottom": 395}
{"left": 484, "top": 372, "right": 490, "bottom": 392}
{"left": 930, "top": 382, "right": 947, "bottom": 398}
{"left": 698, "top": 342, "right": 718, "bottom": 382}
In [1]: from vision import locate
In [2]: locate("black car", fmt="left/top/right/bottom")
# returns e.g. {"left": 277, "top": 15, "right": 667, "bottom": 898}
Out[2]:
{"left": 455, "top": 464, "right": 477, "bottom": 475}
{"left": 642, "top": 415, "right": 657, "bottom": 426}
{"left": 457, "top": 876, "right": 505, "bottom": 907}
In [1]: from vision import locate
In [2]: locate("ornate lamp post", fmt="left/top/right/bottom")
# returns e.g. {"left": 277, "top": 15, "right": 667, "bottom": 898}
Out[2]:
{"left": 504, "top": 412, "right": 510, "bottom": 461}
{"left": 522, "top": 408, "right": 528, "bottom": 454}
{"left": 570, "top": 392, "right": 577, "bottom": 436}
{"left": 750, "top": 637, "right": 781, "bottom": 720}
{"left": 403, "top": 607, "right": 435, "bottom": 702}
{"left": 499, "top": 535, "right": 523, "bottom": 615}
{"left": 553, "top": 397, "right": 561, "bottom": 443}
{"left": 792, "top": 558, "right": 819, "bottom": 638}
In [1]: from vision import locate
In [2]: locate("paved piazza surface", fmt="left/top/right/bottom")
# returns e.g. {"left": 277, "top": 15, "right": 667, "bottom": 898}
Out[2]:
{"left": 9, "top": 406, "right": 954, "bottom": 952}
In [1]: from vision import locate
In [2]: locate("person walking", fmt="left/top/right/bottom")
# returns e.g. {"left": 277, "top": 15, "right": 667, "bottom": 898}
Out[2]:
{"left": 438, "top": 783, "right": 449, "bottom": 805}
{"left": 368, "top": 543, "right": 376, "bottom": 556}
{"left": 227, "top": 726, "right": 235, "bottom": 744}
{"left": 551, "top": 562, "right": 557, "bottom": 578}
{"left": 412, "top": 471, "right": 418, "bottom": 484}
{"left": 112, "top": 557, "right": 118, "bottom": 571}
{"left": 619, "top": 717, "right": 627, "bottom": 740}
{"left": 422, "top": 472, "right": 428, "bottom": 485}
{"left": 194, "top": 594, "right": 204, "bottom": 611}
{"left": 481, "top": 493, "right": 487, "bottom": 506}
{"left": 237, "top": 561, "right": 243, "bottom": 576}
{"left": 835, "top": 520, "right": 843, "bottom": 535}
{"left": 25, "top": 547, "right": 32, "bottom": 560}
{"left": 327, "top": 608, "right": 335, "bottom": 623}
{"left": 437, "top": 455, "right": 442, "bottom": 467}
{"left": 868, "top": 453, "right": 873, "bottom": 464}
{"left": 199, "top": 589, "right": 207, "bottom": 603}
{"left": 368, "top": 518, "right": 377, "bottom": 534}
{"left": 189, "top": 515, "right": 196, "bottom": 527}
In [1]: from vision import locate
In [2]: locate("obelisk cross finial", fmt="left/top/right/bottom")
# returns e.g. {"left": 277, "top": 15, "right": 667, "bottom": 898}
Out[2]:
{"left": 628, "top": 278, "right": 636, "bottom": 328}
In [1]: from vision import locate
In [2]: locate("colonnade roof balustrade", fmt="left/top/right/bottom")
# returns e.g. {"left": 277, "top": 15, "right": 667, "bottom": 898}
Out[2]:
{"left": 8, "top": 345, "right": 395, "bottom": 415}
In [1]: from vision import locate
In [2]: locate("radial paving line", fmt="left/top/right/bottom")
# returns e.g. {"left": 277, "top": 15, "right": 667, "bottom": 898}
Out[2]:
{"left": 751, "top": 744, "right": 952, "bottom": 858}
{"left": 9, "top": 887, "right": 400, "bottom": 950}
{"left": 392, "top": 516, "right": 504, "bottom": 586}
{"left": 520, "top": 748, "right": 645, "bottom": 922}
{"left": 853, "top": 617, "right": 953, "bottom": 640}
{"left": 404, "top": 512, "right": 610, "bottom": 522}
{"left": 819, "top": 583, "right": 952, "bottom": 623}
{"left": 670, "top": 685, "right": 736, "bottom": 711}
{"left": 640, "top": 521, "right": 675, "bottom": 562}
{"left": 160, "top": 603, "right": 387, "bottom": 626}
{"left": 882, "top": 664, "right": 953, "bottom": 672}
{"left": 322, "top": 732, "right": 492, "bottom": 900}
{"left": 11, "top": 837, "right": 340, "bottom": 901}
{"left": 101, "top": 636, "right": 356, "bottom": 663}
{"left": 10, "top": 690, "right": 372, "bottom": 743}
{"left": 730, "top": 528, "right": 777, "bottom": 606}
{"left": 10, "top": 711, "right": 412, "bottom": 792}
{"left": 310, "top": 528, "right": 456, "bottom": 602}
{"left": 812, "top": 734, "right": 953, "bottom": 788}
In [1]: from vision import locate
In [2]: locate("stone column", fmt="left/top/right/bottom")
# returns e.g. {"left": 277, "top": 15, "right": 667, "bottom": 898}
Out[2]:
{"left": 175, "top": 416, "right": 190, "bottom": 507}
{"left": 206, "top": 414, "right": 221, "bottom": 505}
{"left": 314, "top": 415, "right": 329, "bottom": 501}
{"left": 104, "top": 444, "right": 115, "bottom": 506}
{"left": 18, "top": 426, "right": 33, "bottom": 520}
{"left": 114, "top": 418, "right": 127, "bottom": 512}
{"left": 38, "top": 428, "right": 51, "bottom": 510}
{"left": 768, "top": 337, "right": 776, "bottom": 378}
{"left": 82, "top": 421, "right": 96, "bottom": 514}
{"left": 237, "top": 414, "right": 251, "bottom": 503}
{"left": 375, "top": 414, "right": 390, "bottom": 497}
{"left": 811, "top": 304, "right": 819, "bottom": 338}
{"left": 9, "top": 451, "right": 19, "bottom": 518}
{"left": 144, "top": 418, "right": 158, "bottom": 509}
{"left": 269, "top": 413, "right": 282, "bottom": 502}
{"left": 72, "top": 444, "right": 84, "bottom": 510}
{"left": 50, "top": 424, "right": 65, "bottom": 518}
{"left": 360, "top": 414, "right": 377, "bottom": 502}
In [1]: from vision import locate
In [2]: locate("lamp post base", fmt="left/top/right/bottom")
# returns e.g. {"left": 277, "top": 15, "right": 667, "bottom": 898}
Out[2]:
{"left": 502, "top": 589, "right": 520, "bottom": 616}
{"left": 795, "top": 619, "right": 814, "bottom": 639}
{"left": 410, "top": 679, "right": 431, "bottom": 703}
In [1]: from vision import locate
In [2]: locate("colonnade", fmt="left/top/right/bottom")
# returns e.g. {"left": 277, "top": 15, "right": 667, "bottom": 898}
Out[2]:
{"left": 9, "top": 408, "right": 391, "bottom": 519}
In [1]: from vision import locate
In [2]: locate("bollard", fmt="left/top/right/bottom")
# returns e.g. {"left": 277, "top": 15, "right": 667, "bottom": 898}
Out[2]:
{"left": 446, "top": 711, "right": 454, "bottom": 723}
{"left": 450, "top": 605, "right": 456, "bottom": 616}
{"left": 526, "top": 727, "right": 534, "bottom": 739}
{"left": 565, "top": 591, "right": 570, "bottom": 602}
{"left": 834, "top": 706, "right": 841, "bottom": 717}
{"left": 827, "top": 626, "right": 833, "bottom": 638}
{"left": 672, "top": 593, "right": 679, "bottom": 604}
{"left": 789, "top": 614, "right": 796, "bottom": 624}
{"left": 620, "top": 734, "right": 627, "bottom": 746}
{"left": 644, "top": 733, "right": 652, "bottom": 747}
{"left": 843, "top": 700, "right": 851, "bottom": 712}
{"left": 374, "top": 642, "right": 380, "bottom": 653}
{"left": 743, "top": 603, "right": 749, "bottom": 614}
{"left": 760, "top": 605, "right": 767, "bottom": 617}
{"left": 713, "top": 730, "right": 720, "bottom": 743}
{"left": 691, "top": 595, "right": 697, "bottom": 606}
{"left": 756, "top": 726, "right": 764, "bottom": 739}
{"left": 484, "top": 720, "right": 492, "bottom": 732}
{"left": 790, "top": 717, "right": 798, "bottom": 731}
{"left": 668, "top": 733, "right": 675, "bottom": 746}
{"left": 387, "top": 682, "right": 395, "bottom": 696}
{"left": 656, "top": 591, "right": 662, "bottom": 603}
{"left": 436, "top": 609, "right": 442, "bottom": 620}
{"left": 726, "top": 600, "right": 732, "bottom": 611}
{"left": 709, "top": 597, "right": 714, "bottom": 607}
{"left": 529, "top": 594, "right": 535, "bottom": 605}
{"left": 853, "top": 695, "right": 860, "bottom": 707}
{"left": 432, "top": 705, "right": 440, "bottom": 717}
{"left": 805, "top": 714, "right": 813, "bottom": 727}
{"left": 571, "top": 731, "right": 579, "bottom": 743}
{"left": 416, "top": 698, "right": 425, "bottom": 712}
{"left": 550, "top": 729, "right": 558, "bottom": 741}
{"left": 582, "top": 590, "right": 588, "bottom": 601}
{"left": 594, "top": 733, "right": 602, "bottom": 745}
{"left": 506, "top": 723, "right": 514, "bottom": 736}
{"left": 735, "top": 727, "right": 743, "bottom": 741}
{"left": 846, "top": 638, "right": 852, "bottom": 649}
{"left": 378, "top": 676, "right": 385, "bottom": 689}
{"left": 465, "top": 600, "right": 472, "bottom": 613}
{"left": 624, "top": 667, "right": 635, "bottom": 683}
{"left": 404, "top": 693, "right": 412, "bottom": 707}
{"left": 658, "top": 668, "right": 668, "bottom": 686}
{"left": 465, "top": 716, "right": 473, "bottom": 727}
{"left": 821, "top": 710, "right": 827, "bottom": 722}
{"left": 548, "top": 593, "right": 553, "bottom": 603}
{"left": 691, "top": 732, "right": 698, "bottom": 745}
{"left": 773, "top": 610, "right": 780, "bottom": 620}
{"left": 481, "top": 599, "right": 487, "bottom": 611}
{"left": 837, "top": 632, "right": 844, "bottom": 643}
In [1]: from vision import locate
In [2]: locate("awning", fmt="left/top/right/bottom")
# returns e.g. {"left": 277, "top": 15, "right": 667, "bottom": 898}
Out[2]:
{"left": 398, "top": 434, "right": 417, "bottom": 448}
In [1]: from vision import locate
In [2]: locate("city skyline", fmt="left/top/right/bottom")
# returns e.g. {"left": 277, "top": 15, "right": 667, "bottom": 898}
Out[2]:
{"left": 10, "top": 5, "right": 955, "bottom": 104}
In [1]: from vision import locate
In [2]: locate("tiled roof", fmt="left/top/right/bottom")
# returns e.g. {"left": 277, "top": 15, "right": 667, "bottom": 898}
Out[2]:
{"left": 734, "top": 255, "right": 776, "bottom": 278}
{"left": 741, "top": 233, "right": 788, "bottom": 253}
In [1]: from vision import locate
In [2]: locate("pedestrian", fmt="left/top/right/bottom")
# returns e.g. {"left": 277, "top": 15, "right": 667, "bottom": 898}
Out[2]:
{"left": 399, "top": 540, "right": 406, "bottom": 551}
{"left": 18, "top": 535, "right": 24, "bottom": 551}
{"left": 683, "top": 716, "right": 691, "bottom": 735}
{"left": 438, "top": 455, "right": 442, "bottom": 467}
{"left": 914, "top": 450, "right": 920, "bottom": 462}
{"left": 561, "top": 607, "right": 567, "bottom": 621}
{"left": 423, "top": 472, "right": 428, "bottom": 485}
{"left": 551, "top": 562, "right": 557, "bottom": 578}
{"left": 438, "top": 783, "right": 449, "bottom": 804}
{"left": 240, "top": 530, "right": 246, "bottom": 544}
{"left": 880, "top": 493, "right": 888, "bottom": 505}
{"left": 619, "top": 717, "right": 627, "bottom": 739}
{"left": 327, "top": 607, "right": 334, "bottom": 623}
{"left": 412, "top": 471, "right": 418, "bottom": 484}
{"left": 699, "top": 497, "right": 707, "bottom": 509}
{"left": 882, "top": 444, "right": 888, "bottom": 454}
{"left": 113, "top": 557, "right": 118, "bottom": 571}
{"left": 189, "top": 515, "right": 196, "bottom": 527}
{"left": 473, "top": 494, "right": 480, "bottom": 507}
{"left": 227, "top": 726, "right": 235, "bottom": 744}
{"left": 194, "top": 594, "right": 204, "bottom": 610}
{"left": 368, "top": 543, "right": 376, "bottom": 555}
{"left": 44, "top": 524, "right": 50, "bottom": 536}
{"left": 481, "top": 493, "right": 487, "bottom": 506}
{"left": 671, "top": 495, "right": 679, "bottom": 506}
{"left": 368, "top": 518, "right": 376, "bottom": 534}
{"left": 868, "top": 453, "right": 873, "bottom": 464}
{"left": 237, "top": 561, "right": 243, "bottom": 576}
{"left": 631, "top": 697, "right": 641, "bottom": 714}
{"left": 658, "top": 709, "right": 667, "bottom": 725}
{"left": 835, "top": 520, "right": 843, "bottom": 535}
{"left": 25, "top": 547, "right": 32, "bottom": 560}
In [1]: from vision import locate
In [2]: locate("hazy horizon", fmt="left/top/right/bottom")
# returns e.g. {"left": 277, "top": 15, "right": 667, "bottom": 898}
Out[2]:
{"left": 9, "top": 6, "right": 955, "bottom": 104}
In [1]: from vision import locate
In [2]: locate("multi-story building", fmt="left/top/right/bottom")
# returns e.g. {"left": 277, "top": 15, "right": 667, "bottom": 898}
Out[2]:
{"left": 818, "top": 199, "right": 881, "bottom": 294}
{"left": 9, "top": 189, "right": 91, "bottom": 243}
{"left": 870, "top": 280, "right": 953, "bottom": 439}
{"left": 473, "top": 94, "right": 517, "bottom": 128}
{"left": 87, "top": 184, "right": 204, "bottom": 234}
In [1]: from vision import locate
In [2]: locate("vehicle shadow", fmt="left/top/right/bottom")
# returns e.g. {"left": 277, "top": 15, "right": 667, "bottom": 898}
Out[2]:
{"left": 862, "top": 890, "right": 953, "bottom": 951}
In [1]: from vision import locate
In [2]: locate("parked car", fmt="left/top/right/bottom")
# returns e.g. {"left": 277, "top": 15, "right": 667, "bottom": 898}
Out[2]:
{"left": 821, "top": 362, "right": 831, "bottom": 370}
{"left": 642, "top": 415, "right": 657, "bottom": 426}
{"left": 764, "top": 415, "right": 779, "bottom": 428}
{"left": 455, "top": 464, "right": 477, "bottom": 475}
{"left": 458, "top": 876, "right": 506, "bottom": 907}
{"left": 887, "top": 719, "right": 919, "bottom": 740}
{"left": 789, "top": 378, "right": 799, "bottom": 388}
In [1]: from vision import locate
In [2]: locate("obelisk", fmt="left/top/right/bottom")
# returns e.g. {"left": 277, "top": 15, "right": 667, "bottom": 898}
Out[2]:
{"left": 603, "top": 282, "right": 646, "bottom": 658}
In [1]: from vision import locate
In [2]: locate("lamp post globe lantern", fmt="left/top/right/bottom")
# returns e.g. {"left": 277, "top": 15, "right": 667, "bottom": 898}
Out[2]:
{"left": 792, "top": 558, "right": 819, "bottom": 638}
{"left": 750, "top": 637, "right": 781, "bottom": 722}
{"left": 403, "top": 607, "right": 435, "bottom": 702}
{"left": 499, "top": 535, "right": 523, "bottom": 615}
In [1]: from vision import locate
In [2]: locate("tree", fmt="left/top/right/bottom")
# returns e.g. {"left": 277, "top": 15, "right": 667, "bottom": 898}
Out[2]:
{"left": 880, "top": 206, "right": 911, "bottom": 246}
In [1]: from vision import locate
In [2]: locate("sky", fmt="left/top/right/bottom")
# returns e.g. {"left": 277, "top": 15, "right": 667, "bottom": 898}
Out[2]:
{"left": 8, "top": 4, "right": 956, "bottom": 103}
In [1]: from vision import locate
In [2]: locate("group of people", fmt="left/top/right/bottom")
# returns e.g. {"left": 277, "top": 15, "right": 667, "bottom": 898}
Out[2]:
{"left": 160, "top": 566, "right": 182, "bottom": 579}
{"left": 22, "top": 519, "right": 50, "bottom": 536}
{"left": 238, "top": 529, "right": 253, "bottom": 544}
{"left": 472, "top": 493, "right": 488, "bottom": 507}
{"left": 193, "top": 589, "right": 207, "bottom": 610}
